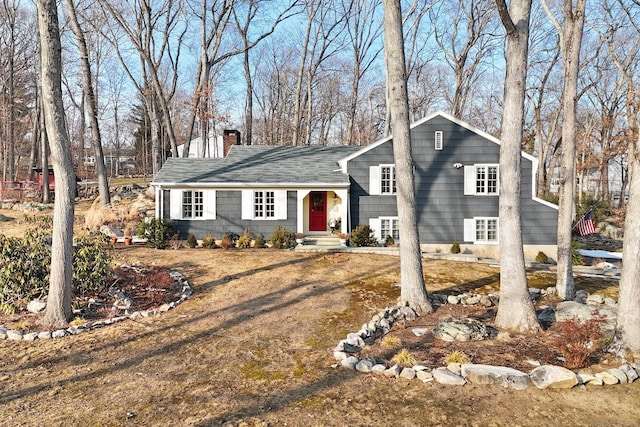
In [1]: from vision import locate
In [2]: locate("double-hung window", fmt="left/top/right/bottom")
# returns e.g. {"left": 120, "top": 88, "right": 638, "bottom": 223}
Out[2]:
{"left": 464, "top": 164, "right": 499, "bottom": 195}
{"left": 380, "top": 165, "right": 396, "bottom": 194}
{"left": 182, "top": 190, "right": 204, "bottom": 218}
{"left": 475, "top": 218, "right": 498, "bottom": 242}
{"left": 254, "top": 190, "right": 275, "bottom": 219}
{"left": 380, "top": 217, "right": 400, "bottom": 241}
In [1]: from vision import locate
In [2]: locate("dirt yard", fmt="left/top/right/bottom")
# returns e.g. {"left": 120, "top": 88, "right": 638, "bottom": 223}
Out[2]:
{"left": 1, "top": 239, "right": 639, "bottom": 426}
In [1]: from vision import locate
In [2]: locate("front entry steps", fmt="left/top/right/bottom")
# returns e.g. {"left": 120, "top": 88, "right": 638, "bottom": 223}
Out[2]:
{"left": 299, "top": 235, "right": 341, "bottom": 247}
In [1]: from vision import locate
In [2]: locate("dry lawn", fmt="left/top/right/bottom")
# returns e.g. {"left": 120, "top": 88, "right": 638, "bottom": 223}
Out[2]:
{"left": 0, "top": 242, "right": 638, "bottom": 427}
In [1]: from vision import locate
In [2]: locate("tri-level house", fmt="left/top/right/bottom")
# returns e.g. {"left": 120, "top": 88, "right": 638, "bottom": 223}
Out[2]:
{"left": 151, "top": 111, "right": 558, "bottom": 259}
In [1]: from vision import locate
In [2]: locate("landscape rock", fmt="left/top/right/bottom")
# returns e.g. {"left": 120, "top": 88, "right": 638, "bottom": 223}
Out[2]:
{"left": 447, "top": 295, "right": 460, "bottom": 305}
{"left": 554, "top": 301, "right": 617, "bottom": 331}
{"left": 333, "top": 351, "right": 347, "bottom": 361}
{"left": 432, "top": 367, "right": 466, "bottom": 385}
{"left": 433, "top": 317, "right": 491, "bottom": 342}
{"left": 412, "top": 327, "right": 429, "bottom": 337}
{"left": 383, "top": 365, "right": 401, "bottom": 378}
{"left": 447, "top": 363, "right": 462, "bottom": 375}
{"left": 51, "top": 330, "right": 67, "bottom": 339}
{"left": 27, "top": 299, "right": 47, "bottom": 313}
{"left": 577, "top": 373, "right": 603, "bottom": 386}
{"left": 620, "top": 364, "right": 639, "bottom": 383}
{"left": 461, "top": 364, "right": 530, "bottom": 390}
{"left": 23, "top": 332, "right": 38, "bottom": 341}
{"left": 537, "top": 306, "right": 556, "bottom": 327}
{"left": 7, "top": 329, "right": 23, "bottom": 340}
{"left": 355, "top": 358, "right": 375, "bottom": 373}
{"left": 607, "top": 368, "right": 628, "bottom": 384}
{"left": 38, "top": 331, "right": 52, "bottom": 339}
{"left": 529, "top": 365, "right": 578, "bottom": 389}
{"left": 340, "top": 356, "right": 358, "bottom": 369}
{"left": 595, "top": 371, "right": 619, "bottom": 385}
{"left": 0, "top": 327, "right": 6, "bottom": 339}
{"left": 416, "top": 370, "right": 433, "bottom": 382}
{"left": 371, "top": 364, "right": 387, "bottom": 374}
{"left": 399, "top": 368, "right": 416, "bottom": 380}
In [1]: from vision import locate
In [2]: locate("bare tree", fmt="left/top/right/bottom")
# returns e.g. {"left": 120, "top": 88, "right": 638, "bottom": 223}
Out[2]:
{"left": 614, "top": 0, "right": 640, "bottom": 354}
{"left": 431, "top": 0, "right": 501, "bottom": 118}
{"left": 340, "top": 0, "right": 383, "bottom": 145}
{"left": 543, "top": 0, "right": 587, "bottom": 301}
{"left": 382, "top": 0, "right": 432, "bottom": 313}
{"left": 62, "top": 0, "right": 110, "bottom": 204}
{"left": 36, "top": 0, "right": 75, "bottom": 327}
{"left": 493, "top": 0, "right": 540, "bottom": 332}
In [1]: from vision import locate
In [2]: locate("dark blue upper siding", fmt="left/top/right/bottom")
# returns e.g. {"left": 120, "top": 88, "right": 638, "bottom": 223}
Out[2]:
{"left": 170, "top": 190, "right": 297, "bottom": 240}
{"left": 346, "top": 115, "right": 558, "bottom": 245}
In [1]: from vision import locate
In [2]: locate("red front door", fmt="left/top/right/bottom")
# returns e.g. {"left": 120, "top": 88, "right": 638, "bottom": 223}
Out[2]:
{"left": 309, "top": 192, "right": 327, "bottom": 232}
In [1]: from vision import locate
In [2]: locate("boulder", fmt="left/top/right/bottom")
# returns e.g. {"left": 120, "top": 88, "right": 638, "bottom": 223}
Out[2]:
{"left": 432, "top": 367, "right": 466, "bottom": 385}
{"left": 384, "top": 364, "right": 401, "bottom": 378}
{"left": 433, "top": 317, "right": 491, "bottom": 342}
{"left": 607, "top": 368, "right": 628, "bottom": 384}
{"left": 341, "top": 356, "right": 358, "bottom": 370}
{"left": 620, "top": 364, "right": 639, "bottom": 383}
{"left": 399, "top": 368, "right": 416, "bottom": 380}
{"left": 576, "top": 372, "right": 603, "bottom": 386}
{"left": 27, "top": 299, "right": 47, "bottom": 313}
{"left": 595, "top": 371, "right": 619, "bottom": 385}
{"left": 355, "top": 358, "right": 375, "bottom": 373}
{"left": 529, "top": 365, "right": 578, "bottom": 389}
{"left": 461, "top": 364, "right": 530, "bottom": 390}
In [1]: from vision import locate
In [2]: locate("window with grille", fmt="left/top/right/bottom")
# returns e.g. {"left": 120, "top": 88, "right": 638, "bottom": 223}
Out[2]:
{"left": 182, "top": 190, "right": 204, "bottom": 218}
{"left": 380, "top": 165, "right": 396, "bottom": 194}
{"left": 254, "top": 191, "right": 275, "bottom": 218}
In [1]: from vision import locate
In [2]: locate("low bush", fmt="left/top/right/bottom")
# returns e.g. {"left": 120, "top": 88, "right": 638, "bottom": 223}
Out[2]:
{"left": 550, "top": 315, "right": 608, "bottom": 369}
{"left": 136, "top": 218, "right": 173, "bottom": 249}
{"left": 72, "top": 236, "right": 112, "bottom": 296}
{"left": 220, "top": 235, "right": 235, "bottom": 249}
{"left": 572, "top": 240, "right": 584, "bottom": 265}
{"left": 270, "top": 226, "right": 295, "bottom": 249}
{"left": 237, "top": 229, "right": 252, "bottom": 249}
{"left": 384, "top": 235, "right": 395, "bottom": 247}
{"left": 444, "top": 350, "right": 470, "bottom": 364}
{"left": 201, "top": 235, "right": 217, "bottom": 249}
{"left": 186, "top": 234, "right": 198, "bottom": 248}
{"left": 0, "top": 229, "right": 112, "bottom": 313}
{"left": 450, "top": 241, "right": 461, "bottom": 254}
{"left": 535, "top": 251, "right": 549, "bottom": 263}
{"left": 350, "top": 225, "right": 377, "bottom": 247}
{"left": 253, "top": 235, "right": 265, "bottom": 249}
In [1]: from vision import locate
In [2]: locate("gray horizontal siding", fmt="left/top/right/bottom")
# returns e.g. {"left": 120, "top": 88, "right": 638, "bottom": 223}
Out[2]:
{"left": 348, "top": 116, "right": 558, "bottom": 245}
{"left": 170, "top": 190, "right": 297, "bottom": 240}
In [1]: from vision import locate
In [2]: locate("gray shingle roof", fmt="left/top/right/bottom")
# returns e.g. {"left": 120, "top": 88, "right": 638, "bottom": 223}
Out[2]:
{"left": 152, "top": 145, "right": 360, "bottom": 186}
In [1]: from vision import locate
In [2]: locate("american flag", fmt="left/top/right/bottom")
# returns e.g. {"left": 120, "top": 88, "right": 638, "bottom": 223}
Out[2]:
{"left": 575, "top": 211, "right": 596, "bottom": 236}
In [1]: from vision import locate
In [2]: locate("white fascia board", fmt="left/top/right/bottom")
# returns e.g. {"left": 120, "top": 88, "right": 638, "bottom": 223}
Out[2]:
{"left": 152, "top": 182, "right": 351, "bottom": 189}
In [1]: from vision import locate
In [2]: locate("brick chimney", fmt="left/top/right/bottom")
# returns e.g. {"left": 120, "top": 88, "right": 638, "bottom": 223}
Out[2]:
{"left": 223, "top": 130, "right": 241, "bottom": 157}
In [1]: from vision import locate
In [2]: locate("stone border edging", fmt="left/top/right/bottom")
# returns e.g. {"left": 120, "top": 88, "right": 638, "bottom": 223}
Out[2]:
{"left": 0, "top": 266, "right": 192, "bottom": 342}
{"left": 333, "top": 292, "right": 640, "bottom": 390}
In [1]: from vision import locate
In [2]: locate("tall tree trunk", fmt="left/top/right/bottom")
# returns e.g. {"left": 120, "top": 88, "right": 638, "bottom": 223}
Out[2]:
{"left": 63, "top": 0, "right": 110, "bottom": 204}
{"left": 382, "top": 0, "right": 432, "bottom": 314}
{"left": 616, "top": 128, "right": 640, "bottom": 353}
{"left": 494, "top": 0, "right": 540, "bottom": 332}
{"left": 37, "top": 0, "right": 75, "bottom": 328}
{"left": 40, "top": 99, "right": 50, "bottom": 204}
{"left": 549, "top": 0, "right": 586, "bottom": 300}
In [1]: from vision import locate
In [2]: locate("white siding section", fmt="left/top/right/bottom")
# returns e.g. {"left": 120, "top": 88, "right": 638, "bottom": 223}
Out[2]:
{"left": 369, "top": 218, "right": 381, "bottom": 241}
{"left": 203, "top": 189, "right": 216, "bottom": 219}
{"left": 241, "top": 190, "right": 253, "bottom": 220}
{"left": 275, "top": 190, "right": 288, "bottom": 220}
{"left": 463, "top": 218, "right": 476, "bottom": 242}
{"left": 170, "top": 189, "right": 182, "bottom": 219}
{"left": 464, "top": 166, "right": 476, "bottom": 195}
{"left": 369, "top": 166, "right": 381, "bottom": 195}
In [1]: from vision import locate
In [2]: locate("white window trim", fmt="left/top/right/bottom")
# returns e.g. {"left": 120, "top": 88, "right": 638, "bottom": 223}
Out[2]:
{"left": 435, "top": 131, "right": 443, "bottom": 150}
{"left": 171, "top": 189, "right": 215, "bottom": 220}
{"left": 464, "top": 164, "right": 499, "bottom": 196}
{"left": 241, "top": 189, "right": 287, "bottom": 220}
{"left": 380, "top": 164, "right": 396, "bottom": 195}
{"left": 464, "top": 217, "right": 499, "bottom": 244}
